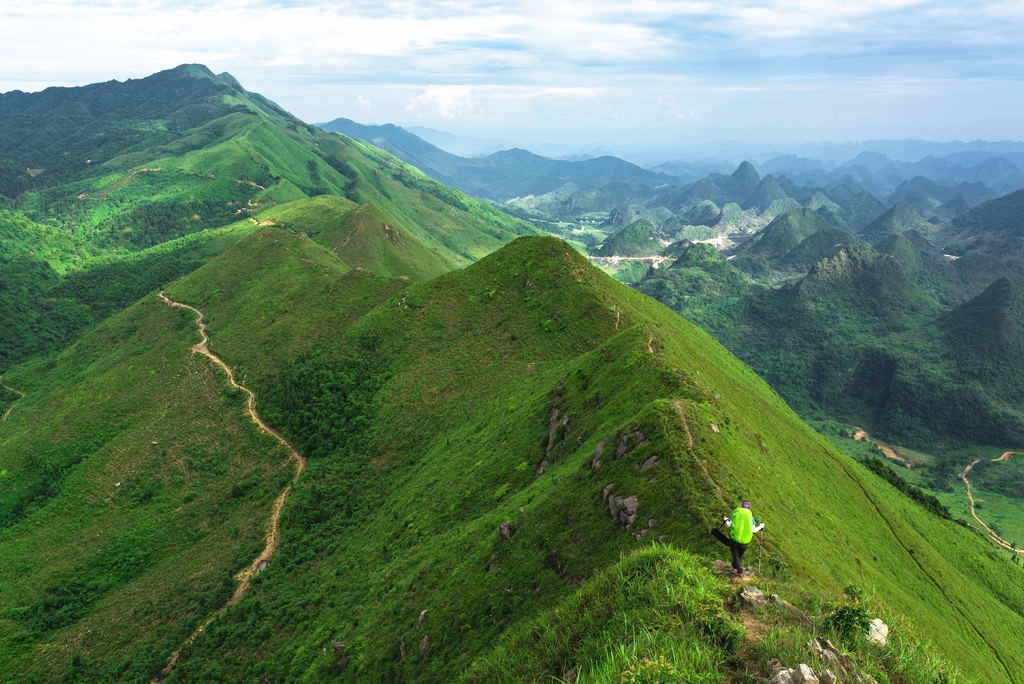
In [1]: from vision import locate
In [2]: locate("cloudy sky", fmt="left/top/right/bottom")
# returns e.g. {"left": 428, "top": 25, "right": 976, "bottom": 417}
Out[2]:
{"left": 3, "top": 0, "right": 1023, "bottom": 157}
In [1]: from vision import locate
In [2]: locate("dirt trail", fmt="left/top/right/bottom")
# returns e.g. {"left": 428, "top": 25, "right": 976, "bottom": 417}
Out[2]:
{"left": 993, "top": 451, "right": 1022, "bottom": 462}
{"left": 853, "top": 428, "right": 912, "bottom": 468}
{"left": 155, "top": 292, "right": 307, "bottom": 681}
{"left": 961, "top": 458, "right": 1024, "bottom": 556}
{"left": 673, "top": 399, "right": 725, "bottom": 503}
{"left": 1, "top": 376, "right": 25, "bottom": 422}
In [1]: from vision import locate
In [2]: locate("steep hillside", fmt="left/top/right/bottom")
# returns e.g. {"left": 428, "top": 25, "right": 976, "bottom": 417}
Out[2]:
{"left": 251, "top": 196, "right": 456, "bottom": 281}
{"left": 679, "top": 199, "right": 722, "bottom": 226}
{"left": 938, "top": 277, "right": 1024, "bottom": 407}
{"left": 820, "top": 186, "right": 888, "bottom": 232}
{"left": 733, "top": 208, "right": 836, "bottom": 264}
{"left": 634, "top": 242, "right": 752, "bottom": 328}
{"left": 642, "top": 236, "right": 1024, "bottom": 450}
{"left": 3, "top": 235, "right": 1022, "bottom": 682}
{"left": 0, "top": 64, "right": 295, "bottom": 194}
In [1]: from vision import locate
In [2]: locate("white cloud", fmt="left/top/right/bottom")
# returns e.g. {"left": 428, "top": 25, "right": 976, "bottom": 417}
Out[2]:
{"left": 405, "top": 86, "right": 484, "bottom": 119}
{"left": 525, "top": 87, "right": 608, "bottom": 99}
{"left": 2, "top": 0, "right": 1023, "bottom": 146}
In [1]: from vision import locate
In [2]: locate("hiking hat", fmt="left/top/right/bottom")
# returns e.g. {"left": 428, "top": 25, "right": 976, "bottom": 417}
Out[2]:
{"left": 742, "top": 501, "right": 751, "bottom": 508}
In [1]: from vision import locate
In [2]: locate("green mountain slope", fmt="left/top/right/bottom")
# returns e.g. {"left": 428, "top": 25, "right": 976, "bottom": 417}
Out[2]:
{"left": 938, "top": 277, "right": 1024, "bottom": 407}
{"left": 859, "top": 200, "right": 933, "bottom": 245}
{"left": 820, "top": 186, "right": 888, "bottom": 232}
{"left": 679, "top": 199, "right": 722, "bottom": 226}
{"left": 642, "top": 235, "right": 1024, "bottom": 449}
{"left": 0, "top": 66, "right": 536, "bottom": 371}
{"left": 248, "top": 196, "right": 456, "bottom": 281}
{"left": 3, "top": 235, "right": 1022, "bottom": 682}
{"left": 597, "top": 218, "right": 660, "bottom": 256}
{"left": 5, "top": 66, "right": 1024, "bottom": 684}
{"left": 634, "top": 242, "right": 752, "bottom": 327}
{"left": 934, "top": 188, "right": 1024, "bottom": 263}
{"left": 734, "top": 208, "right": 835, "bottom": 262}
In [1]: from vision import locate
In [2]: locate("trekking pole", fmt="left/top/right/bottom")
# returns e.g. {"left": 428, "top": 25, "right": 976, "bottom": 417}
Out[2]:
{"left": 758, "top": 529, "right": 763, "bottom": 575}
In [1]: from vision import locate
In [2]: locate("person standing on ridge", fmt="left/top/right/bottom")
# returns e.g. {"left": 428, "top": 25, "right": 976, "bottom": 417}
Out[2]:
{"left": 711, "top": 500, "right": 764, "bottom": 577}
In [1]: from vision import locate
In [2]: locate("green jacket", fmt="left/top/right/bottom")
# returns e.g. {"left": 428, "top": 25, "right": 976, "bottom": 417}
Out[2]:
{"left": 730, "top": 507, "right": 754, "bottom": 544}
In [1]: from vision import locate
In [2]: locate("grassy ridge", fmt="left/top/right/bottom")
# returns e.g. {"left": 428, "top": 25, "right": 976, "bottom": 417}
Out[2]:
{"left": 152, "top": 237, "right": 1024, "bottom": 681}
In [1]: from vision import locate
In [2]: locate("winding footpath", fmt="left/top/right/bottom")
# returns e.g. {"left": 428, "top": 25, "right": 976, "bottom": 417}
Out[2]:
{"left": 961, "top": 453, "right": 1024, "bottom": 556}
{"left": 0, "top": 376, "right": 25, "bottom": 422}
{"left": 854, "top": 428, "right": 1024, "bottom": 556}
{"left": 155, "top": 292, "right": 307, "bottom": 681}
{"left": 853, "top": 428, "right": 912, "bottom": 468}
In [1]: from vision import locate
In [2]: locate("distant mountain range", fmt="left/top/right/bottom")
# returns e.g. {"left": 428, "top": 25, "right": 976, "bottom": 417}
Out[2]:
{"left": 320, "top": 117, "right": 1024, "bottom": 203}
{"left": 318, "top": 118, "right": 676, "bottom": 201}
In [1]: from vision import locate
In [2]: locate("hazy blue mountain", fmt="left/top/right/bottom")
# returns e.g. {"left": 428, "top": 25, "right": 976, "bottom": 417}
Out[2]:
{"left": 318, "top": 118, "right": 678, "bottom": 201}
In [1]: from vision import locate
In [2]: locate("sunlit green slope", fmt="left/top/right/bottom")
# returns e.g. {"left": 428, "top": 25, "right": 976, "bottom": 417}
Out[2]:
{"left": 2, "top": 221, "right": 1023, "bottom": 680}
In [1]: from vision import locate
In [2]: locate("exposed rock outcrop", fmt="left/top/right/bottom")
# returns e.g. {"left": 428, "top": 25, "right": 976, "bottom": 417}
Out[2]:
{"left": 608, "top": 493, "right": 639, "bottom": 528}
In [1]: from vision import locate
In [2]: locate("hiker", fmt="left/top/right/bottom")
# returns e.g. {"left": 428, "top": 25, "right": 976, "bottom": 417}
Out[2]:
{"left": 711, "top": 500, "right": 764, "bottom": 577}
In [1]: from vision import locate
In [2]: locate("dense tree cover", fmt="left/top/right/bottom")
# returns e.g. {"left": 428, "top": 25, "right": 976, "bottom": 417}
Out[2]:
{"left": 644, "top": 236, "right": 1024, "bottom": 451}
{"left": 596, "top": 219, "right": 660, "bottom": 257}
{"left": 861, "top": 457, "right": 952, "bottom": 519}
{"left": 260, "top": 337, "right": 390, "bottom": 462}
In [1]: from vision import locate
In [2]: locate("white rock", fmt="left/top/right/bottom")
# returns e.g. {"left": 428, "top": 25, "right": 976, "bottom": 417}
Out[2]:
{"left": 793, "top": 663, "right": 819, "bottom": 683}
{"left": 867, "top": 618, "right": 889, "bottom": 646}
{"left": 771, "top": 669, "right": 795, "bottom": 684}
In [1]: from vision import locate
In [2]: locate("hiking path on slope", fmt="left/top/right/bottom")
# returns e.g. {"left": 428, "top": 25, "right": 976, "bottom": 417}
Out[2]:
{"left": 154, "top": 291, "right": 307, "bottom": 680}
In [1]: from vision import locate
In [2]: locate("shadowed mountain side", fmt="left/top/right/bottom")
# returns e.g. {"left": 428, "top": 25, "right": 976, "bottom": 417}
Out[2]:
{"left": 938, "top": 277, "right": 1024, "bottom": 407}
{"left": 776, "top": 227, "right": 860, "bottom": 271}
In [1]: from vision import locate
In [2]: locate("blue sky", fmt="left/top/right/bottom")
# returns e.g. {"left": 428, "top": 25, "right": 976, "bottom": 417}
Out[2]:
{"left": 3, "top": 0, "right": 1023, "bottom": 157}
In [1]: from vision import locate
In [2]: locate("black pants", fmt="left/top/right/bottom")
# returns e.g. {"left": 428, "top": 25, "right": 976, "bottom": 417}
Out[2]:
{"left": 711, "top": 527, "right": 748, "bottom": 574}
